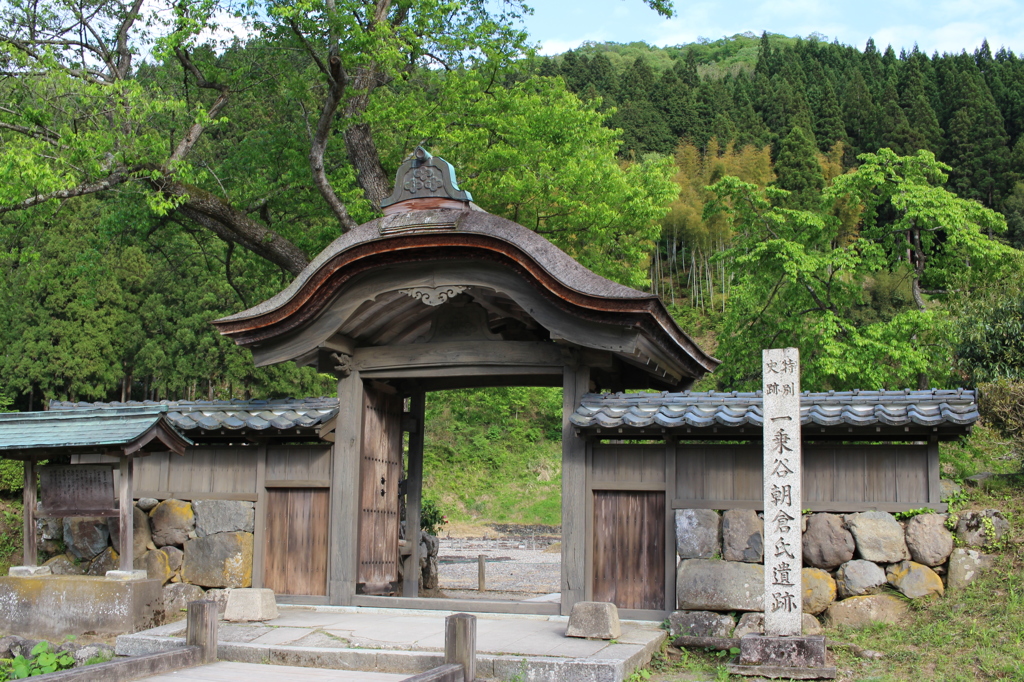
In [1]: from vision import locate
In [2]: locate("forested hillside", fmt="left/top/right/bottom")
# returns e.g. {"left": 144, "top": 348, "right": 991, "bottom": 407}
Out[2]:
{"left": 0, "top": 2, "right": 1022, "bottom": 523}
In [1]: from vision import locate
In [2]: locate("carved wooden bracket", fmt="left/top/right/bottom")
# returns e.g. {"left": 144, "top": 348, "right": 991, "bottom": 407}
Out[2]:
{"left": 331, "top": 352, "right": 354, "bottom": 378}
{"left": 400, "top": 285, "right": 467, "bottom": 306}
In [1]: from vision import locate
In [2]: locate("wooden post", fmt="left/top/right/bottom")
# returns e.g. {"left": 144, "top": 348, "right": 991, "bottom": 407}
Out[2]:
{"left": 252, "top": 441, "right": 268, "bottom": 589}
{"left": 403, "top": 390, "right": 425, "bottom": 598}
{"left": 119, "top": 455, "right": 134, "bottom": 572}
{"left": 22, "top": 459, "right": 36, "bottom": 567}
{"left": 477, "top": 555, "right": 485, "bottom": 592}
{"left": 185, "top": 600, "right": 219, "bottom": 665}
{"left": 329, "top": 369, "right": 363, "bottom": 605}
{"left": 560, "top": 364, "right": 590, "bottom": 615}
{"left": 444, "top": 613, "right": 476, "bottom": 682}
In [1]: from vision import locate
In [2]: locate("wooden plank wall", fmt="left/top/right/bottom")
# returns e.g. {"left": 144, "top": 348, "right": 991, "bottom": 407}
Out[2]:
{"left": 592, "top": 491, "right": 665, "bottom": 610}
{"left": 670, "top": 443, "right": 940, "bottom": 513}
{"left": 263, "top": 488, "right": 330, "bottom": 596}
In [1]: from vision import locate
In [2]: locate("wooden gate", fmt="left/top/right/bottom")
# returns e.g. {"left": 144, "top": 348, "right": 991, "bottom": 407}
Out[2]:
{"left": 592, "top": 491, "right": 665, "bottom": 610}
{"left": 357, "top": 386, "right": 403, "bottom": 592}
{"left": 263, "top": 488, "right": 329, "bottom": 595}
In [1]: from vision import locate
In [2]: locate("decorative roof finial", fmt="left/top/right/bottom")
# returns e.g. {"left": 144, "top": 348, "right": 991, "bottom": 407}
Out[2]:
{"left": 379, "top": 146, "right": 473, "bottom": 214}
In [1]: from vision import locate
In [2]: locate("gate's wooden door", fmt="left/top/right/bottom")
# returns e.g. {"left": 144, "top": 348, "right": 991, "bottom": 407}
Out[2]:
{"left": 592, "top": 491, "right": 665, "bottom": 610}
{"left": 357, "top": 387, "right": 403, "bottom": 591}
{"left": 263, "top": 488, "right": 329, "bottom": 595}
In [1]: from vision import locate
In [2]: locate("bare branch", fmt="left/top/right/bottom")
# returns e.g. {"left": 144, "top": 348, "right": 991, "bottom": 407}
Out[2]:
{"left": 0, "top": 120, "right": 61, "bottom": 144}
{"left": 288, "top": 19, "right": 330, "bottom": 79}
{"left": 0, "top": 170, "right": 130, "bottom": 214}
{"left": 169, "top": 47, "right": 231, "bottom": 163}
{"left": 309, "top": 56, "right": 359, "bottom": 231}
{"left": 114, "top": 0, "right": 145, "bottom": 79}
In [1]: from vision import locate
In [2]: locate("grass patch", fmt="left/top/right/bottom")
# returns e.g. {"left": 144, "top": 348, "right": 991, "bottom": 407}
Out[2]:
{"left": 0, "top": 496, "right": 23, "bottom": 574}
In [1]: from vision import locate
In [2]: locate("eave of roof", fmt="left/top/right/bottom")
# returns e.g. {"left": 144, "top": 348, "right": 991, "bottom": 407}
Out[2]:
{"left": 211, "top": 210, "right": 719, "bottom": 381}
{"left": 0, "top": 406, "right": 193, "bottom": 455}
{"left": 48, "top": 399, "right": 338, "bottom": 440}
{"left": 571, "top": 389, "right": 978, "bottom": 439}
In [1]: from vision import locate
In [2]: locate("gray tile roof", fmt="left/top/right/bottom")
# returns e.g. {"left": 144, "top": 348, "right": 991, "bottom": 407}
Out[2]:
{"left": 570, "top": 389, "right": 978, "bottom": 430}
{"left": 0, "top": 406, "right": 193, "bottom": 451}
{"left": 49, "top": 398, "right": 339, "bottom": 434}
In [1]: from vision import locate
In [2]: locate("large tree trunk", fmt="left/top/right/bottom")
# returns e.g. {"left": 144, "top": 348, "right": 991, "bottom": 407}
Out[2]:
{"left": 161, "top": 182, "right": 311, "bottom": 276}
{"left": 344, "top": 121, "right": 392, "bottom": 209}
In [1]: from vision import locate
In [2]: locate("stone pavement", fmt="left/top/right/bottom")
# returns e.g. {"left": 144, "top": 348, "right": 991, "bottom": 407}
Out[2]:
{"left": 118, "top": 605, "right": 666, "bottom": 681}
{"left": 141, "top": 661, "right": 407, "bottom": 681}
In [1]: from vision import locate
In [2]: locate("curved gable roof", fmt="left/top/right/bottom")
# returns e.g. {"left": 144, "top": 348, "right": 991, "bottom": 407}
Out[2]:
{"left": 213, "top": 208, "right": 719, "bottom": 384}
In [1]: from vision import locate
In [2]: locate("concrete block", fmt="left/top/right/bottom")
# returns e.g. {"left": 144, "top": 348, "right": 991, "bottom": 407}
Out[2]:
{"left": 738, "top": 634, "right": 827, "bottom": 667}
{"left": 8, "top": 565, "right": 51, "bottom": 577}
{"left": 565, "top": 601, "right": 621, "bottom": 639}
{"left": 224, "top": 588, "right": 279, "bottom": 622}
{"left": 0, "top": 575, "right": 162, "bottom": 640}
{"left": 106, "top": 569, "right": 148, "bottom": 581}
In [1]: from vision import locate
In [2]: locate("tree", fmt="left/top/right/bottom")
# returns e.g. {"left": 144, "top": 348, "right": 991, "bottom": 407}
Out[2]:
{"left": 828, "top": 149, "right": 1009, "bottom": 310}
{"left": 771, "top": 125, "right": 825, "bottom": 209}
{"left": 705, "top": 149, "right": 1010, "bottom": 390}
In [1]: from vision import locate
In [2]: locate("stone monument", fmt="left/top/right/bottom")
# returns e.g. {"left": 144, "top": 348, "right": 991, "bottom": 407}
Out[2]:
{"left": 728, "top": 348, "right": 836, "bottom": 679}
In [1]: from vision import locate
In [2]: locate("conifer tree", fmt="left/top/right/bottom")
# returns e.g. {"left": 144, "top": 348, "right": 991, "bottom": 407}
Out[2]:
{"left": 755, "top": 31, "right": 777, "bottom": 78}
{"left": 619, "top": 55, "right": 657, "bottom": 102}
{"left": 944, "top": 70, "right": 1011, "bottom": 207}
{"left": 900, "top": 57, "right": 944, "bottom": 153}
{"left": 875, "top": 81, "right": 916, "bottom": 155}
{"left": 842, "top": 69, "right": 878, "bottom": 157}
{"left": 772, "top": 125, "right": 825, "bottom": 209}
{"left": 811, "top": 80, "right": 847, "bottom": 152}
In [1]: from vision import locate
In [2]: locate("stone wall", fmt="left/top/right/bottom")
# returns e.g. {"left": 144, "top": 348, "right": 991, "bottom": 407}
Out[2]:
{"left": 672, "top": 506, "right": 1007, "bottom": 635}
{"left": 38, "top": 497, "right": 443, "bottom": 618}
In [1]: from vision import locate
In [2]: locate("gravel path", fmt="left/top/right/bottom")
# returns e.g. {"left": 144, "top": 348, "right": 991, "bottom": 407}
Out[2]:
{"left": 437, "top": 536, "right": 560, "bottom": 596}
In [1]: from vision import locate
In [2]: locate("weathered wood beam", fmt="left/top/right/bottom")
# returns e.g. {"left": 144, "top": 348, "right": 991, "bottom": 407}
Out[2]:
{"left": 353, "top": 340, "right": 563, "bottom": 373}
{"left": 22, "top": 459, "right": 35, "bottom": 566}
{"left": 329, "top": 370, "right": 364, "bottom": 605}
{"left": 403, "top": 391, "right": 425, "bottom": 598}
{"left": 561, "top": 364, "right": 590, "bottom": 615}
{"left": 118, "top": 456, "right": 133, "bottom": 572}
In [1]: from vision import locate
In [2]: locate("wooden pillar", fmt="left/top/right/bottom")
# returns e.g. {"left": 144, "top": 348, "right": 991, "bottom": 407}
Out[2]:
{"left": 403, "top": 390, "right": 425, "bottom": 598}
{"left": 22, "top": 459, "right": 36, "bottom": 567}
{"left": 329, "top": 369, "right": 364, "bottom": 605}
{"left": 560, "top": 363, "right": 590, "bottom": 615}
{"left": 927, "top": 435, "right": 942, "bottom": 508}
{"left": 119, "top": 455, "right": 134, "bottom": 572}
{"left": 252, "top": 441, "right": 268, "bottom": 588}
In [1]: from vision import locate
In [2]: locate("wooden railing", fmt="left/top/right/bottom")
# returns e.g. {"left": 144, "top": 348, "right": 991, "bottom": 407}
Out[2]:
{"left": 402, "top": 613, "right": 477, "bottom": 682}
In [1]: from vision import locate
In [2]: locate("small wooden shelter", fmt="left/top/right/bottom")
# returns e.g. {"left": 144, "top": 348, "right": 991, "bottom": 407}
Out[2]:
{"left": 0, "top": 407, "right": 191, "bottom": 572}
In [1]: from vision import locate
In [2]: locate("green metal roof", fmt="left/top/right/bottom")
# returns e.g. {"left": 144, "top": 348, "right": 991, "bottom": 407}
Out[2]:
{"left": 0, "top": 406, "right": 193, "bottom": 455}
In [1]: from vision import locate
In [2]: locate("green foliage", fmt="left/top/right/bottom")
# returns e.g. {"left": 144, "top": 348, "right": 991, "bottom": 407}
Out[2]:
{"left": 0, "top": 505, "right": 23, "bottom": 575}
{"left": 0, "top": 462, "right": 22, "bottom": 493}
{"left": 422, "top": 387, "right": 562, "bottom": 525}
{"left": 893, "top": 507, "right": 937, "bottom": 521}
{"left": 0, "top": 641, "right": 74, "bottom": 680}
{"left": 419, "top": 498, "right": 448, "bottom": 536}
{"left": 978, "top": 380, "right": 1024, "bottom": 441}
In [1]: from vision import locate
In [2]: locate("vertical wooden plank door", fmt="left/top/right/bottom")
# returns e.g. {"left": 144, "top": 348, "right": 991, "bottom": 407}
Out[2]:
{"left": 263, "top": 488, "right": 329, "bottom": 595}
{"left": 592, "top": 491, "right": 665, "bottom": 610}
{"left": 357, "top": 387, "right": 403, "bottom": 592}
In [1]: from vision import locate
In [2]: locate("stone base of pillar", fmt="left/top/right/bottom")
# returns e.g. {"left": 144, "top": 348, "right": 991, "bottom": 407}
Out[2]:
{"left": 726, "top": 634, "right": 836, "bottom": 679}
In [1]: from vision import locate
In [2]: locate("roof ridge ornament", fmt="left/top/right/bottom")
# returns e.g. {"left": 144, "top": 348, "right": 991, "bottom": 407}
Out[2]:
{"left": 380, "top": 146, "right": 474, "bottom": 214}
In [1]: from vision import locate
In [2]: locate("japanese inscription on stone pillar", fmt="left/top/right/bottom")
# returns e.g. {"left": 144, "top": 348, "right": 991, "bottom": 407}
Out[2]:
{"left": 762, "top": 348, "right": 802, "bottom": 636}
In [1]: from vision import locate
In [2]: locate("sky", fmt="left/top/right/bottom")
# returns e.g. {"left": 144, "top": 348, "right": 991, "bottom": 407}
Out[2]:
{"left": 520, "top": 0, "right": 1024, "bottom": 56}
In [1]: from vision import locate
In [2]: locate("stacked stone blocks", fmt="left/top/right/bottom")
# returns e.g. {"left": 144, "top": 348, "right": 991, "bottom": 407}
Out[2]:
{"left": 672, "top": 506, "right": 1004, "bottom": 634}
